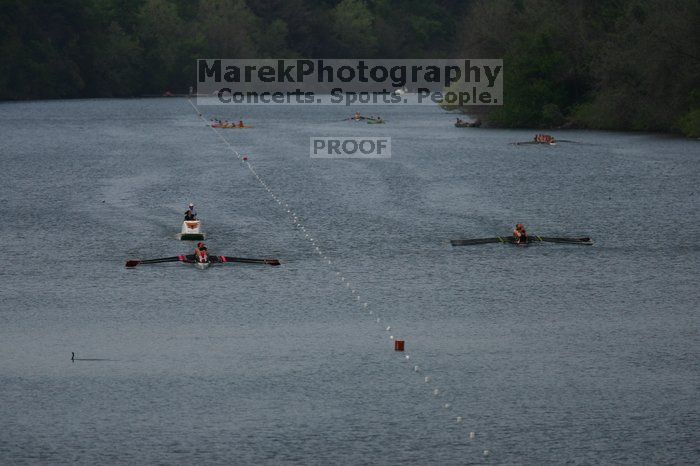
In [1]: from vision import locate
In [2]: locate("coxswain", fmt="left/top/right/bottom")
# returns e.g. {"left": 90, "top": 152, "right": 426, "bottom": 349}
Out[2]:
{"left": 184, "top": 203, "right": 197, "bottom": 220}
{"left": 353, "top": 111, "right": 362, "bottom": 121}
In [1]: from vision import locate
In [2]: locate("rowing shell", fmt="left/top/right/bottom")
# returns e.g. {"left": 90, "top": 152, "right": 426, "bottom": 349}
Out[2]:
{"left": 125, "top": 255, "right": 281, "bottom": 268}
{"left": 511, "top": 141, "right": 557, "bottom": 146}
{"left": 450, "top": 236, "right": 593, "bottom": 246}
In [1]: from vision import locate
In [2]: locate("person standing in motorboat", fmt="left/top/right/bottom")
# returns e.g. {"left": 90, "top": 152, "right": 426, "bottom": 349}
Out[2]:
{"left": 184, "top": 203, "right": 197, "bottom": 220}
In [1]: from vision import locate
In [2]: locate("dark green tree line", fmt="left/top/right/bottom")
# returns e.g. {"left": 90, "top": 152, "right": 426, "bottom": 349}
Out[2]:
{"left": 456, "top": 0, "right": 700, "bottom": 136}
{"left": 1, "top": 0, "right": 697, "bottom": 135}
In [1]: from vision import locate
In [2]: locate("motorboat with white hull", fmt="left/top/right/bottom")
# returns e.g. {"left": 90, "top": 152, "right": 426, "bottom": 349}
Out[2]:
{"left": 178, "top": 220, "right": 205, "bottom": 241}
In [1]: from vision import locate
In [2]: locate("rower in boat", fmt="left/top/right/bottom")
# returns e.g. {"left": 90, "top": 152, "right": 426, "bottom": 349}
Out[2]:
{"left": 237, "top": 120, "right": 245, "bottom": 128}
{"left": 184, "top": 203, "right": 197, "bottom": 220}
{"left": 513, "top": 223, "right": 528, "bottom": 244}
{"left": 534, "top": 134, "right": 556, "bottom": 144}
{"left": 194, "top": 242, "right": 209, "bottom": 262}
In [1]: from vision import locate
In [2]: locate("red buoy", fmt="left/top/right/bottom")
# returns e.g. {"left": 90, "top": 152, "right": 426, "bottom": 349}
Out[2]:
{"left": 394, "top": 340, "right": 405, "bottom": 351}
{"left": 243, "top": 156, "right": 248, "bottom": 161}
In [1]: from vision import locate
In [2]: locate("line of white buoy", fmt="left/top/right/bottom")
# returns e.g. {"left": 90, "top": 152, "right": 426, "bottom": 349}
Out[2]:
{"left": 186, "top": 98, "right": 486, "bottom": 457}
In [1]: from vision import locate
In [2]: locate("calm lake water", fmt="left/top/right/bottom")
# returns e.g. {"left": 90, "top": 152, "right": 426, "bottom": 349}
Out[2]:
{"left": 0, "top": 98, "right": 698, "bottom": 464}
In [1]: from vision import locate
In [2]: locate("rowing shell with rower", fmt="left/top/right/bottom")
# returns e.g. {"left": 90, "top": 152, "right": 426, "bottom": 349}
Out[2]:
{"left": 125, "top": 254, "right": 281, "bottom": 269}
{"left": 451, "top": 236, "right": 593, "bottom": 246}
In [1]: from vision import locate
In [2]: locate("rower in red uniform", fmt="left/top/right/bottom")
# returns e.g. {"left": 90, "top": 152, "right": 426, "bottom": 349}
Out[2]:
{"left": 194, "top": 242, "right": 208, "bottom": 262}
{"left": 513, "top": 223, "right": 528, "bottom": 244}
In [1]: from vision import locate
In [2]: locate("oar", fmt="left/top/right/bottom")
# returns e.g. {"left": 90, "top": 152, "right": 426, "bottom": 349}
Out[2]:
{"left": 535, "top": 236, "right": 593, "bottom": 245}
{"left": 125, "top": 256, "right": 185, "bottom": 267}
{"left": 337, "top": 116, "right": 367, "bottom": 121}
{"left": 217, "top": 256, "right": 281, "bottom": 266}
{"left": 451, "top": 237, "right": 510, "bottom": 246}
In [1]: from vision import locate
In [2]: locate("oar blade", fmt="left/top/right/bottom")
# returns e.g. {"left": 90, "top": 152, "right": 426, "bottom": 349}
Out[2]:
{"left": 125, "top": 260, "right": 141, "bottom": 267}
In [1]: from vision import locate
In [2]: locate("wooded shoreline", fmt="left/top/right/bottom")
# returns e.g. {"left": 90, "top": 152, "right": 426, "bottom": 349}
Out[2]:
{"left": 2, "top": 0, "right": 698, "bottom": 137}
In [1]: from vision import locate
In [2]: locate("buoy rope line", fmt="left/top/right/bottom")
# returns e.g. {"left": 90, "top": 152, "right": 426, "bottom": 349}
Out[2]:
{"left": 186, "top": 98, "right": 490, "bottom": 458}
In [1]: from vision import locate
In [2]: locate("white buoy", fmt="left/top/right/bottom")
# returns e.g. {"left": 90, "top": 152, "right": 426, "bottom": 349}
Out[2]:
{"left": 456, "top": 416, "right": 463, "bottom": 423}
{"left": 405, "top": 355, "right": 410, "bottom": 360}
{"left": 386, "top": 326, "right": 391, "bottom": 331}
{"left": 414, "top": 365, "right": 419, "bottom": 372}
{"left": 483, "top": 450, "right": 490, "bottom": 457}
{"left": 469, "top": 432, "right": 475, "bottom": 439}
{"left": 443, "top": 403, "right": 450, "bottom": 409}
{"left": 425, "top": 376, "right": 430, "bottom": 383}
{"left": 433, "top": 388, "right": 439, "bottom": 395}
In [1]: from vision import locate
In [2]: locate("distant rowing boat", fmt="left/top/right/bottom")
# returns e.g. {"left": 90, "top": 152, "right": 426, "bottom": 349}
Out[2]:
{"left": 511, "top": 140, "right": 557, "bottom": 146}
{"left": 512, "top": 134, "right": 557, "bottom": 145}
{"left": 455, "top": 119, "right": 481, "bottom": 128}
{"left": 211, "top": 124, "right": 253, "bottom": 129}
{"left": 450, "top": 236, "right": 593, "bottom": 246}
{"left": 344, "top": 115, "right": 384, "bottom": 123}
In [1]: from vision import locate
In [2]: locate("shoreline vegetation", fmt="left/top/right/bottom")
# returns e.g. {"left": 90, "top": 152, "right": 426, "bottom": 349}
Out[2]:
{"left": 2, "top": 0, "right": 698, "bottom": 137}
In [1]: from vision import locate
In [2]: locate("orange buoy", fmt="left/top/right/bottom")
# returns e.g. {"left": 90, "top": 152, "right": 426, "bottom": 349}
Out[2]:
{"left": 394, "top": 340, "right": 405, "bottom": 351}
